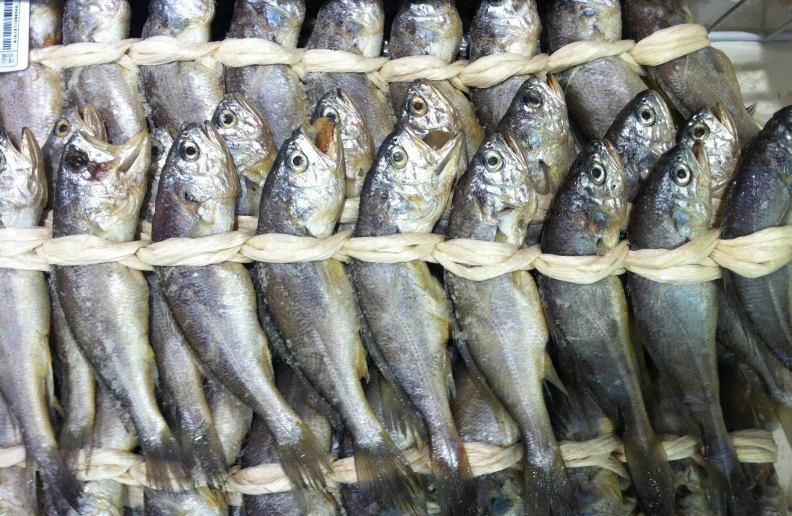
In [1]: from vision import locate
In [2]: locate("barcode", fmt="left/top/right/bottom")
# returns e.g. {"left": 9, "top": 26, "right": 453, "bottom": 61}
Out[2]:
{"left": 1, "top": 0, "right": 12, "bottom": 52}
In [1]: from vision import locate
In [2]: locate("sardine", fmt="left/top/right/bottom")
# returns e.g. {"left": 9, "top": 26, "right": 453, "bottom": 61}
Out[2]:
{"left": 389, "top": 0, "right": 483, "bottom": 159}
{"left": 62, "top": 0, "right": 147, "bottom": 143}
{"left": 468, "top": 0, "right": 541, "bottom": 132}
{"left": 497, "top": 75, "right": 576, "bottom": 195}
{"left": 678, "top": 104, "right": 740, "bottom": 198}
{"left": 537, "top": 140, "right": 675, "bottom": 514}
{"left": 720, "top": 107, "right": 792, "bottom": 365}
{"left": 622, "top": 0, "right": 759, "bottom": 143}
{"left": 152, "top": 122, "right": 331, "bottom": 505}
{"left": 54, "top": 130, "right": 188, "bottom": 491}
{"left": 255, "top": 118, "right": 423, "bottom": 512}
{"left": 0, "top": 0, "right": 64, "bottom": 147}
{"left": 305, "top": 0, "right": 394, "bottom": 147}
{"left": 0, "top": 128, "right": 82, "bottom": 512}
{"left": 547, "top": 0, "right": 647, "bottom": 141}
{"left": 211, "top": 93, "right": 277, "bottom": 216}
{"left": 141, "top": 0, "right": 224, "bottom": 130}
{"left": 629, "top": 143, "right": 755, "bottom": 513}
{"left": 350, "top": 126, "right": 476, "bottom": 516}
{"left": 445, "top": 131, "right": 577, "bottom": 515}
{"left": 225, "top": 0, "right": 308, "bottom": 147}
{"left": 310, "top": 88, "right": 374, "bottom": 198}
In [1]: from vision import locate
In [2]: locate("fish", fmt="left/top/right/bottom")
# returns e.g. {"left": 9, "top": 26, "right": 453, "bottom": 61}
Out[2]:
{"left": 255, "top": 117, "right": 423, "bottom": 512}
{"left": 622, "top": 0, "right": 759, "bottom": 143}
{"left": 497, "top": 75, "right": 577, "bottom": 195}
{"left": 0, "top": 391, "right": 33, "bottom": 514}
{"left": 389, "top": 0, "right": 483, "bottom": 160}
{"left": 211, "top": 93, "right": 278, "bottom": 216}
{"left": 0, "top": 0, "right": 64, "bottom": 148}
{"left": 445, "top": 130, "right": 577, "bottom": 515}
{"left": 205, "top": 381, "right": 253, "bottom": 470}
{"left": 536, "top": 139, "right": 675, "bottom": 514}
{"left": 546, "top": 0, "right": 647, "bottom": 141}
{"left": 152, "top": 122, "right": 331, "bottom": 506}
{"left": 62, "top": 0, "right": 147, "bottom": 144}
{"left": 225, "top": 0, "right": 308, "bottom": 147}
{"left": 142, "top": 126, "right": 175, "bottom": 222}
{"left": 242, "top": 365, "right": 340, "bottom": 516}
{"left": 310, "top": 88, "right": 375, "bottom": 198}
{"left": 144, "top": 488, "right": 226, "bottom": 516}
{"left": 677, "top": 104, "right": 740, "bottom": 199}
{"left": 305, "top": 0, "right": 394, "bottom": 148}
{"left": 349, "top": 126, "right": 476, "bottom": 516}
{"left": 53, "top": 130, "right": 188, "bottom": 491}
{"left": 141, "top": 0, "right": 224, "bottom": 130}
{"left": 604, "top": 90, "right": 675, "bottom": 202}
{"left": 720, "top": 106, "right": 792, "bottom": 366}
{"left": 468, "top": 0, "right": 542, "bottom": 132}
{"left": 629, "top": 142, "right": 755, "bottom": 513}
{"left": 0, "top": 128, "right": 83, "bottom": 512}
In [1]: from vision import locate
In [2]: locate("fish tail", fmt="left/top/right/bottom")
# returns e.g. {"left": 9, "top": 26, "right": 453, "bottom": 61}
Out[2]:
{"left": 429, "top": 429, "right": 477, "bottom": 516}
{"left": 185, "top": 420, "right": 228, "bottom": 491}
{"left": 622, "top": 427, "right": 675, "bottom": 515}
{"left": 274, "top": 420, "right": 332, "bottom": 511}
{"left": 353, "top": 430, "right": 425, "bottom": 513}
{"left": 32, "top": 444, "right": 83, "bottom": 512}
{"left": 522, "top": 443, "right": 578, "bottom": 516}
{"left": 140, "top": 428, "right": 190, "bottom": 492}
{"left": 701, "top": 417, "right": 757, "bottom": 515}
{"left": 58, "top": 421, "right": 93, "bottom": 467}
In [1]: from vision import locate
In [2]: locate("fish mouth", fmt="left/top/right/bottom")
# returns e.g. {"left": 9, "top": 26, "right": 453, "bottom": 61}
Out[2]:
{"left": 545, "top": 74, "right": 565, "bottom": 99}
{"left": 691, "top": 141, "right": 708, "bottom": 168}
{"left": 422, "top": 129, "right": 455, "bottom": 151}
{"left": 302, "top": 117, "right": 341, "bottom": 165}
{"left": 198, "top": 121, "right": 226, "bottom": 151}
{"left": 713, "top": 103, "right": 739, "bottom": 138}
{"left": 116, "top": 130, "right": 150, "bottom": 174}
{"left": 502, "top": 130, "right": 530, "bottom": 170}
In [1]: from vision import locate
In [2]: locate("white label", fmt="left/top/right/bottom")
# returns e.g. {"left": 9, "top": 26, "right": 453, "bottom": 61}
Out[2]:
{"left": 0, "top": 0, "right": 28, "bottom": 72}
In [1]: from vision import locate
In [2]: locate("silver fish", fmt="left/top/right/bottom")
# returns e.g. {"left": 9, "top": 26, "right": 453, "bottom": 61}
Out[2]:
{"left": 142, "top": 125, "right": 175, "bottom": 222}
{"left": 0, "top": 391, "right": 33, "bottom": 514}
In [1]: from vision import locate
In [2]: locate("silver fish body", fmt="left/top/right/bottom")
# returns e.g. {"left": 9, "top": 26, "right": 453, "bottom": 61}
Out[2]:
{"left": 0, "top": 391, "right": 33, "bottom": 514}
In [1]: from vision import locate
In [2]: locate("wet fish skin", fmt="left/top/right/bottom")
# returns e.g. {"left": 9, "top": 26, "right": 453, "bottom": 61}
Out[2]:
{"left": 537, "top": 140, "right": 675, "bottom": 515}
{"left": 152, "top": 122, "right": 331, "bottom": 505}
{"left": 629, "top": 143, "right": 755, "bottom": 514}
{"left": 720, "top": 107, "right": 792, "bottom": 365}
{"left": 604, "top": 90, "right": 675, "bottom": 202}
{"left": 622, "top": 0, "right": 759, "bottom": 143}
{"left": 497, "top": 75, "right": 576, "bottom": 195}
{"left": 468, "top": 0, "right": 541, "bottom": 132}
{"left": 547, "top": 0, "right": 646, "bottom": 141}
{"left": 54, "top": 130, "right": 188, "bottom": 491}
{"left": 212, "top": 93, "right": 277, "bottom": 216}
{"left": 351, "top": 126, "right": 476, "bottom": 516}
{"left": 678, "top": 104, "right": 740, "bottom": 198}
{"left": 389, "top": 0, "right": 483, "bottom": 160}
{"left": 445, "top": 131, "right": 577, "bottom": 515}
{"left": 205, "top": 381, "right": 253, "bottom": 468}
{"left": 225, "top": 0, "right": 307, "bottom": 147}
{"left": 311, "top": 88, "right": 374, "bottom": 198}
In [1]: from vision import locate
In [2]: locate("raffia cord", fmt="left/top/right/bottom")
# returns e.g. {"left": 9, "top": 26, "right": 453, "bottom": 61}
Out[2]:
{"left": 27, "top": 24, "right": 709, "bottom": 92}
{"left": 0, "top": 430, "right": 776, "bottom": 493}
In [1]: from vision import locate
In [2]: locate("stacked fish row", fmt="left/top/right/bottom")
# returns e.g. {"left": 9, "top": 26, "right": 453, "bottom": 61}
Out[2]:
{"left": 0, "top": 1, "right": 788, "bottom": 516}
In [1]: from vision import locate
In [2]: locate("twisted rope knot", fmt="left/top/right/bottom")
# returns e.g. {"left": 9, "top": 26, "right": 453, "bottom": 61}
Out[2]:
{"left": 711, "top": 225, "right": 792, "bottom": 278}
{"left": 138, "top": 231, "right": 252, "bottom": 268}
{"left": 242, "top": 230, "right": 352, "bottom": 263}
{"left": 0, "top": 227, "right": 51, "bottom": 271}
{"left": 215, "top": 38, "right": 305, "bottom": 68}
{"left": 458, "top": 53, "right": 549, "bottom": 89}
{"left": 298, "top": 49, "right": 389, "bottom": 90}
{"left": 623, "top": 229, "right": 722, "bottom": 284}
{"left": 129, "top": 36, "right": 221, "bottom": 75}
{"left": 379, "top": 56, "right": 470, "bottom": 92}
{"left": 37, "top": 234, "right": 150, "bottom": 270}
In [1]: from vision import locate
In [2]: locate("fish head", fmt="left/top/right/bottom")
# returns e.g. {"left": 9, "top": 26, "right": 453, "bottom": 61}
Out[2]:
{"left": 758, "top": 105, "right": 792, "bottom": 190}
{"left": 252, "top": 0, "right": 306, "bottom": 47}
{"left": 471, "top": 0, "right": 541, "bottom": 55}
{"left": 262, "top": 117, "right": 344, "bottom": 238}
{"left": 678, "top": 105, "right": 739, "bottom": 196}
{"left": 0, "top": 129, "right": 46, "bottom": 228}
{"left": 212, "top": 93, "right": 276, "bottom": 216}
{"left": 390, "top": 0, "right": 462, "bottom": 63}
{"left": 63, "top": 0, "right": 130, "bottom": 43}
{"left": 44, "top": 104, "right": 107, "bottom": 181}
{"left": 468, "top": 130, "right": 537, "bottom": 245}
{"left": 505, "top": 75, "right": 569, "bottom": 145}
{"left": 367, "top": 126, "right": 464, "bottom": 233}
{"left": 549, "top": 0, "right": 622, "bottom": 46}
{"left": 142, "top": 0, "right": 215, "bottom": 42}
{"left": 315, "top": 0, "right": 384, "bottom": 58}
{"left": 152, "top": 122, "right": 238, "bottom": 240}
{"left": 55, "top": 130, "right": 149, "bottom": 241}
{"left": 400, "top": 79, "right": 463, "bottom": 139}
{"left": 30, "top": 0, "right": 63, "bottom": 47}
{"left": 142, "top": 125, "right": 176, "bottom": 221}
{"left": 311, "top": 89, "right": 374, "bottom": 198}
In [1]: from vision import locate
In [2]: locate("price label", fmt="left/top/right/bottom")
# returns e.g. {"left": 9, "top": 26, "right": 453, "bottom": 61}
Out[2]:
{"left": 0, "top": 0, "right": 29, "bottom": 73}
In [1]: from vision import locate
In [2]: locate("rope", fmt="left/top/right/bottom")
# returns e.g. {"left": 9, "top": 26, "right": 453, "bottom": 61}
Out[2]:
{"left": 27, "top": 24, "right": 710, "bottom": 91}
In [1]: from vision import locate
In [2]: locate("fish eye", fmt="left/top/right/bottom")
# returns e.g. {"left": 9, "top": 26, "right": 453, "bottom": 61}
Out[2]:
{"left": 409, "top": 96, "right": 428, "bottom": 117}
{"left": 322, "top": 106, "right": 339, "bottom": 122}
{"left": 588, "top": 162, "right": 606, "bottom": 186}
{"left": 690, "top": 122, "right": 710, "bottom": 141}
{"left": 390, "top": 145, "right": 408, "bottom": 169}
{"left": 151, "top": 139, "right": 163, "bottom": 159}
{"left": 522, "top": 90, "right": 543, "bottom": 108}
{"left": 217, "top": 109, "right": 237, "bottom": 129}
{"left": 65, "top": 149, "right": 89, "bottom": 172}
{"left": 673, "top": 163, "right": 692, "bottom": 186}
{"left": 483, "top": 150, "right": 503, "bottom": 172}
{"left": 55, "top": 118, "right": 71, "bottom": 138}
{"left": 289, "top": 150, "right": 308, "bottom": 173}
{"left": 179, "top": 140, "right": 201, "bottom": 162}
{"left": 637, "top": 104, "right": 656, "bottom": 126}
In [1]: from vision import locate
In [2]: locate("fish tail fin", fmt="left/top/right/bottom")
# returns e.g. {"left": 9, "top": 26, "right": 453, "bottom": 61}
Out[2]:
{"left": 702, "top": 418, "right": 757, "bottom": 515}
{"left": 353, "top": 430, "right": 425, "bottom": 513}
{"left": 430, "top": 430, "right": 477, "bottom": 516}
{"left": 140, "top": 428, "right": 190, "bottom": 492}
{"left": 522, "top": 443, "right": 578, "bottom": 516}
{"left": 33, "top": 444, "right": 83, "bottom": 512}
{"left": 274, "top": 420, "right": 332, "bottom": 510}
{"left": 185, "top": 420, "right": 228, "bottom": 492}
{"left": 622, "top": 427, "right": 675, "bottom": 514}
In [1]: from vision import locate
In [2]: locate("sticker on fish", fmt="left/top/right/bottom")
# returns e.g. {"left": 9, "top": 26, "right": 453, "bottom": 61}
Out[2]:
{"left": 0, "top": 0, "right": 28, "bottom": 73}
